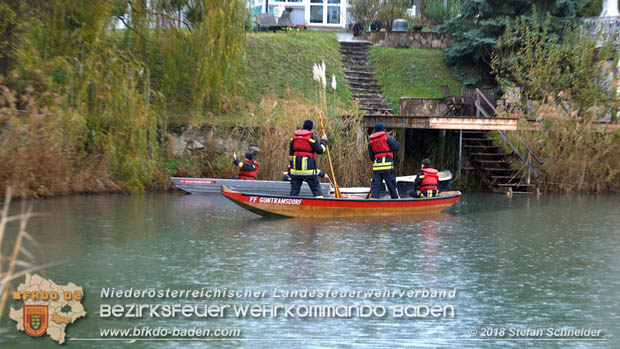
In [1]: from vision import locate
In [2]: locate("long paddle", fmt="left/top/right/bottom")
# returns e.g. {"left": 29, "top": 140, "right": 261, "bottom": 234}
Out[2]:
{"left": 318, "top": 113, "right": 342, "bottom": 198}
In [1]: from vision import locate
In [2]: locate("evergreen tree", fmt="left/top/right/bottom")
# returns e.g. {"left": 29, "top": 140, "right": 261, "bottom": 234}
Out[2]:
{"left": 439, "top": 0, "right": 589, "bottom": 87}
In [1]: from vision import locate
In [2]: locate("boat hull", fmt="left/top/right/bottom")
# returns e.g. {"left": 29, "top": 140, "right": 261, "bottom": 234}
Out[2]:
{"left": 171, "top": 177, "right": 331, "bottom": 197}
{"left": 221, "top": 185, "right": 461, "bottom": 218}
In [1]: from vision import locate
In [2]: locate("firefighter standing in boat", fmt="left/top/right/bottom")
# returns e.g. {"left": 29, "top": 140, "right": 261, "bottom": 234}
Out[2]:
{"left": 409, "top": 158, "right": 439, "bottom": 198}
{"left": 289, "top": 119, "right": 328, "bottom": 197}
{"left": 368, "top": 122, "right": 400, "bottom": 199}
{"left": 232, "top": 152, "right": 259, "bottom": 180}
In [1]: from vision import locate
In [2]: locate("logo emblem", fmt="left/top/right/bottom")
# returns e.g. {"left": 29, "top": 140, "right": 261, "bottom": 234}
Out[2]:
{"left": 23, "top": 305, "right": 48, "bottom": 337}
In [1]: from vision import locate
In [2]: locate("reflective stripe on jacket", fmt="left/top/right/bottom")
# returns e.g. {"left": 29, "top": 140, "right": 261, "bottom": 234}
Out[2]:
{"left": 372, "top": 157, "right": 394, "bottom": 171}
{"left": 238, "top": 160, "right": 259, "bottom": 180}
{"left": 289, "top": 156, "right": 318, "bottom": 176}
{"left": 420, "top": 190, "right": 438, "bottom": 198}
{"left": 289, "top": 129, "right": 326, "bottom": 176}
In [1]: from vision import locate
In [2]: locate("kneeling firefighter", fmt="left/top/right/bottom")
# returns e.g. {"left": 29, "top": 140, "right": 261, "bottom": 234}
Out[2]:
{"left": 289, "top": 120, "right": 328, "bottom": 197}
{"left": 409, "top": 158, "right": 439, "bottom": 198}
{"left": 368, "top": 122, "right": 400, "bottom": 199}
{"left": 232, "top": 152, "right": 259, "bottom": 180}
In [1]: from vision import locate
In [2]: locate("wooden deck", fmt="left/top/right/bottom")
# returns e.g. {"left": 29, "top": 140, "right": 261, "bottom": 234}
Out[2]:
{"left": 362, "top": 114, "right": 619, "bottom": 132}
{"left": 363, "top": 114, "right": 518, "bottom": 131}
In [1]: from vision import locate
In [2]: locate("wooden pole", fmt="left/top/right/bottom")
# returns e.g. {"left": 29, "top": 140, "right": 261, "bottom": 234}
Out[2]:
{"left": 319, "top": 114, "right": 342, "bottom": 198}
{"left": 399, "top": 128, "right": 406, "bottom": 172}
{"left": 457, "top": 130, "right": 462, "bottom": 180}
{"left": 439, "top": 129, "right": 446, "bottom": 169}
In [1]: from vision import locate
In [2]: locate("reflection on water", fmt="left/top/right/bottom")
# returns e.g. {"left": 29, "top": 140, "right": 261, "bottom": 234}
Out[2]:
{"left": 1, "top": 192, "right": 619, "bottom": 348}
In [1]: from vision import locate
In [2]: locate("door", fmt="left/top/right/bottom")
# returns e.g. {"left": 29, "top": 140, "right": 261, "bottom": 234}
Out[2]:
{"left": 309, "top": 0, "right": 342, "bottom": 26}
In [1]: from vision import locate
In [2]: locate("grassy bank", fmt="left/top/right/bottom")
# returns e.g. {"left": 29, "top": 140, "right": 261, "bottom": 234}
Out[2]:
{"left": 368, "top": 47, "right": 462, "bottom": 110}
{"left": 243, "top": 31, "right": 352, "bottom": 109}
{"left": 205, "top": 31, "right": 354, "bottom": 126}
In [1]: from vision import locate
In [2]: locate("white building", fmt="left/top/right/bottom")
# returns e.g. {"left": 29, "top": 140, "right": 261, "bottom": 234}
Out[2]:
{"left": 248, "top": 0, "right": 351, "bottom": 29}
{"left": 601, "top": 0, "right": 620, "bottom": 16}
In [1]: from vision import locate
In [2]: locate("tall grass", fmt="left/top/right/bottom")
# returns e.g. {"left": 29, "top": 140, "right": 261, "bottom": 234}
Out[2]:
{"left": 0, "top": 82, "right": 119, "bottom": 196}
{"left": 506, "top": 97, "right": 620, "bottom": 192}
{"left": 194, "top": 93, "right": 370, "bottom": 187}
{"left": 252, "top": 95, "right": 370, "bottom": 187}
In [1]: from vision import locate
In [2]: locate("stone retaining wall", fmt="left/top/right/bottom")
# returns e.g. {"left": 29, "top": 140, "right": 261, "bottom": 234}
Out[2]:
{"left": 368, "top": 31, "right": 451, "bottom": 49}
{"left": 400, "top": 97, "right": 449, "bottom": 116}
{"left": 167, "top": 125, "right": 260, "bottom": 157}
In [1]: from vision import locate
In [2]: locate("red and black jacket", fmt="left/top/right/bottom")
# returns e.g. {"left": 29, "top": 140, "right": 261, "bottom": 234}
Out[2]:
{"left": 417, "top": 168, "right": 438, "bottom": 191}
{"left": 235, "top": 159, "right": 259, "bottom": 180}
{"left": 288, "top": 129, "right": 327, "bottom": 176}
{"left": 291, "top": 130, "right": 316, "bottom": 158}
{"left": 368, "top": 131, "right": 394, "bottom": 159}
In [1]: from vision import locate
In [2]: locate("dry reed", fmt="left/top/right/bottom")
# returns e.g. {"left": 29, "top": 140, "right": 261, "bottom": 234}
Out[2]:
{"left": 0, "top": 82, "right": 118, "bottom": 197}
{"left": 500, "top": 94, "right": 620, "bottom": 193}
{"left": 217, "top": 94, "right": 371, "bottom": 187}
{"left": 0, "top": 187, "right": 59, "bottom": 327}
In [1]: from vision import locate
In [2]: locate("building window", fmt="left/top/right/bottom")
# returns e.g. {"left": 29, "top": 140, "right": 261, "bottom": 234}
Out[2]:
{"left": 328, "top": 0, "right": 340, "bottom": 3}
{"left": 327, "top": 6, "right": 340, "bottom": 24}
{"left": 310, "top": 6, "right": 323, "bottom": 23}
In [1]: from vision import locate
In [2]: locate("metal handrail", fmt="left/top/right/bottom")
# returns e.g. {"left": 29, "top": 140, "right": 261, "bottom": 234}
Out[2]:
{"left": 474, "top": 89, "right": 543, "bottom": 177}
{"left": 475, "top": 88, "right": 496, "bottom": 114}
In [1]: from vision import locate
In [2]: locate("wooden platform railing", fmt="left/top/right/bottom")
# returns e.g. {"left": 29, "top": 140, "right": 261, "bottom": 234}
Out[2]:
{"left": 475, "top": 88, "right": 543, "bottom": 181}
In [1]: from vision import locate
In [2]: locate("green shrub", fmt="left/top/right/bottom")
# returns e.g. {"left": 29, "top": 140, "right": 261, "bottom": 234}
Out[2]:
{"left": 492, "top": 16, "right": 619, "bottom": 192}
{"left": 424, "top": 1, "right": 448, "bottom": 25}
{"left": 439, "top": 1, "right": 584, "bottom": 87}
{"left": 578, "top": 0, "right": 602, "bottom": 17}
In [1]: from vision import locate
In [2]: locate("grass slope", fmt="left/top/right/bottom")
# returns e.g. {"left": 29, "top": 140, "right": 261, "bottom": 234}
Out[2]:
{"left": 368, "top": 47, "right": 462, "bottom": 111}
{"left": 242, "top": 31, "right": 352, "bottom": 108}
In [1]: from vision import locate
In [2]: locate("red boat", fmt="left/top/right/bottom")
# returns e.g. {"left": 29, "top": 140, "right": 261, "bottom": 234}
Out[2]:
{"left": 221, "top": 185, "right": 462, "bottom": 218}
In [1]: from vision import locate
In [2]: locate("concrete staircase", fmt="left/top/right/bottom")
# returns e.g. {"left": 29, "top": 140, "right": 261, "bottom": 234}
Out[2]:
{"left": 462, "top": 130, "right": 538, "bottom": 193}
{"left": 339, "top": 41, "right": 394, "bottom": 116}
{"left": 468, "top": 88, "right": 543, "bottom": 194}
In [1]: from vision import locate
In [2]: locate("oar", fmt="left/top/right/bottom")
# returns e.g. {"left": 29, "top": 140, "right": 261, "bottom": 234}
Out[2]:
{"left": 318, "top": 113, "right": 342, "bottom": 198}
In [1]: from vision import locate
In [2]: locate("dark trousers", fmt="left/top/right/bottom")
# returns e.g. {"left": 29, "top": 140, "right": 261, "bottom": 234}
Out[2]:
{"left": 371, "top": 170, "right": 399, "bottom": 199}
{"left": 290, "top": 175, "right": 323, "bottom": 197}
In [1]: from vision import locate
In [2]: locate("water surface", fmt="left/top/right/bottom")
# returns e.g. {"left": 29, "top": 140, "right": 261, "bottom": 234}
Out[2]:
{"left": 1, "top": 193, "right": 618, "bottom": 348}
